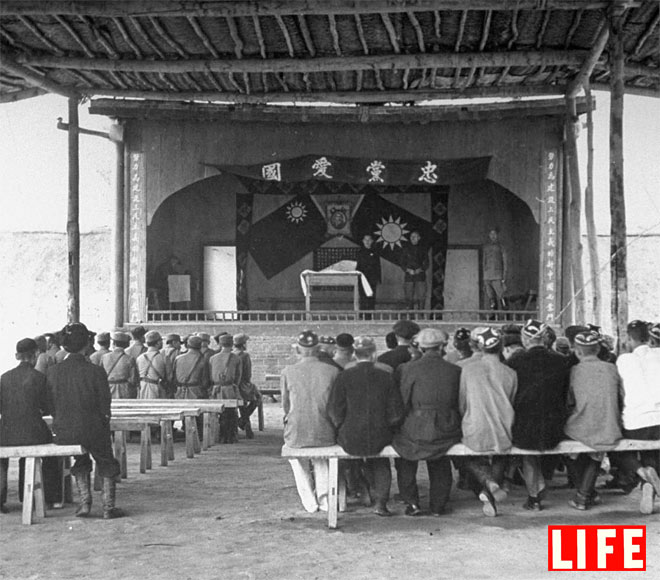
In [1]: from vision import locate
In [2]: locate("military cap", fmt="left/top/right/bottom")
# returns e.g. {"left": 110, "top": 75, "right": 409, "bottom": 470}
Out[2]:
{"left": 111, "top": 331, "right": 131, "bottom": 343}
{"left": 522, "top": 319, "right": 547, "bottom": 338}
{"left": 454, "top": 327, "right": 471, "bottom": 341}
{"left": 319, "top": 336, "right": 336, "bottom": 345}
{"left": 131, "top": 325, "right": 147, "bottom": 339}
{"left": 353, "top": 336, "right": 376, "bottom": 353}
{"left": 145, "top": 330, "right": 162, "bottom": 343}
{"left": 196, "top": 332, "right": 211, "bottom": 343}
{"left": 233, "top": 333, "right": 249, "bottom": 346}
{"left": 335, "top": 333, "right": 354, "bottom": 349}
{"left": 416, "top": 328, "right": 447, "bottom": 349}
{"left": 297, "top": 330, "right": 318, "bottom": 348}
{"left": 96, "top": 331, "right": 110, "bottom": 342}
{"left": 61, "top": 322, "right": 90, "bottom": 352}
{"left": 574, "top": 331, "right": 600, "bottom": 347}
{"left": 476, "top": 328, "right": 501, "bottom": 349}
{"left": 649, "top": 323, "right": 660, "bottom": 341}
{"left": 392, "top": 319, "right": 421, "bottom": 340}
{"left": 165, "top": 333, "right": 181, "bottom": 343}
{"left": 16, "top": 338, "right": 38, "bottom": 354}
{"left": 214, "top": 332, "right": 228, "bottom": 342}
{"left": 187, "top": 336, "right": 203, "bottom": 349}
{"left": 219, "top": 334, "right": 234, "bottom": 347}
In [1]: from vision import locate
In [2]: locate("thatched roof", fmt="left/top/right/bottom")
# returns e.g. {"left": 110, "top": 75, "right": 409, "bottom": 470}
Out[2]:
{"left": 0, "top": 1, "right": 658, "bottom": 106}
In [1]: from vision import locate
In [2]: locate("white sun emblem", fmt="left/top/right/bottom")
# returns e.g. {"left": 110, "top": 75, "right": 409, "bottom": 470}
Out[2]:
{"left": 286, "top": 201, "right": 307, "bottom": 223}
{"left": 375, "top": 215, "right": 409, "bottom": 250}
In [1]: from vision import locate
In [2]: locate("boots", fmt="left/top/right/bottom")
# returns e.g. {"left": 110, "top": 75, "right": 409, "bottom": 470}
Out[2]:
{"left": 569, "top": 457, "right": 601, "bottom": 510}
{"left": 101, "top": 477, "right": 125, "bottom": 519}
{"left": 74, "top": 472, "right": 92, "bottom": 517}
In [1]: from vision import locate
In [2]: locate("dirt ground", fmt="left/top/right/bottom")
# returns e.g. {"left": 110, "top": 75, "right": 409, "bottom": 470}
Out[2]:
{"left": 1, "top": 403, "right": 658, "bottom": 580}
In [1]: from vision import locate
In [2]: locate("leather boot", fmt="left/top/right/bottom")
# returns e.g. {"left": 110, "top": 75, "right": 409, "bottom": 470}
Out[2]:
{"left": 245, "top": 422, "right": 254, "bottom": 439}
{"left": 74, "top": 472, "right": 92, "bottom": 517}
{"left": 102, "top": 477, "right": 125, "bottom": 519}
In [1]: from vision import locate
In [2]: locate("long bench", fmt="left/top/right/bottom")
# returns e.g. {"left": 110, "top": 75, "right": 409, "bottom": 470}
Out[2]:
{"left": 257, "top": 374, "right": 282, "bottom": 432}
{"left": 282, "top": 439, "right": 660, "bottom": 529}
{"left": 0, "top": 444, "right": 85, "bottom": 525}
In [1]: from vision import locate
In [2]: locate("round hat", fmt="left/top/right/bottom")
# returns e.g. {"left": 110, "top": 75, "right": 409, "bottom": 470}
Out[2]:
{"left": 233, "top": 333, "right": 249, "bottom": 346}
{"left": 319, "top": 336, "right": 336, "bottom": 345}
{"left": 335, "top": 333, "right": 354, "bottom": 349}
{"left": 476, "top": 327, "right": 501, "bottom": 349}
{"left": 131, "top": 325, "right": 147, "bottom": 338}
{"left": 353, "top": 336, "right": 376, "bottom": 353}
{"left": 416, "top": 328, "right": 447, "bottom": 349}
{"left": 187, "top": 336, "right": 203, "bottom": 349}
{"left": 392, "top": 319, "right": 421, "bottom": 340}
{"left": 574, "top": 331, "right": 600, "bottom": 347}
{"left": 196, "top": 332, "right": 211, "bottom": 343}
{"left": 454, "top": 327, "right": 471, "bottom": 341}
{"left": 219, "top": 334, "right": 234, "bottom": 347}
{"left": 522, "top": 319, "right": 547, "bottom": 338}
{"left": 165, "top": 333, "right": 181, "bottom": 343}
{"left": 214, "top": 332, "right": 228, "bottom": 342}
{"left": 297, "top": 330, "right": 318, "bottom": 348}
{"left": 145, "top": 330, "right": 162, "bottom": 343}
{"left": 96, "top": 331, "right": 110, "bottom": 343}
{"left": 62, "top": 322, "right": 90, "bottom": 352}
{"left": 111, "top": 331, "right": 131, "bottom": 343}
{"left": 16, "top": 338, "right": 38, "bottom": 354}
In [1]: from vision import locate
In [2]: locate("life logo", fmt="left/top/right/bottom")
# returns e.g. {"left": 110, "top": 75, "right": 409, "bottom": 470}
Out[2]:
{"left": 548, "top": 525, "right": 646, "bottom": 571}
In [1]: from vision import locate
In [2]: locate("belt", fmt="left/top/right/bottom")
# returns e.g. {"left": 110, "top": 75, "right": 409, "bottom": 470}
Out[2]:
{"left": 141, "top": 377, "right": 160, "bottom": 384}
{"left": 108, "top": 379, "right": 129, "bottom": 384}
{"left": 177, "top": 383, "right": 201, "bottom": 388}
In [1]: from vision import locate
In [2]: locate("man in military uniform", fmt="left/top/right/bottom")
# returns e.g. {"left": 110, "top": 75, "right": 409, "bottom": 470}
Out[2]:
{"left": 101, "top": 331, "right": 139, "bottom": 399}
{"left": 47, "top": 323, "right": 124, "bottom": 519}
{"left": 482, "top": 228, "right": 508, "bottom": 312}
{"left": 400, "top": 231, "right": 429, "bottom": 310}
{"left": 161, "top": 333, "right": 181, "bottom": 397}
{"left": 209, "top": 334, "right": 242, "bottom": 443}
{"left": 136, "top": 331, "right": 170, "bottom": 399}
{"left": 89, "top": 332, "right": 111, "bottom": 366}
{"left": 233, "top": 333, "right": 260, "bottom": 440}
{"left": 173, "top": 335, "right": 209, "bottom": 399}
{"left": 125, "top": 326, "right": 147, "bottom": 360}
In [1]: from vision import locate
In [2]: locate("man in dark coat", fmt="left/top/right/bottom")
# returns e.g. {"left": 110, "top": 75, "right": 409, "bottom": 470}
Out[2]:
{"left": 507, "top": 319, "right": 570, "bottom": 511}
{"left": 355, "top": 234, "right": 381, "bottom": 313}
{"left": 47, "top": 323, "right": 124, "bottom": 519}
{"left": 330, "top": 337, "right": 404, "bottom": 516}
{"left": 378, "top": 319, "right": 420, "bottom": 372}
{"left": 1, "top": 338, "right": 61, "bottom": 513}
{"left": 392, "top": 328, "right": 462, "bottom": 516}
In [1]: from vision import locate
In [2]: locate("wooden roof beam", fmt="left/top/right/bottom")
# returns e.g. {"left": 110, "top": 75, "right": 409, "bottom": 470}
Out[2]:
{"left": 0, "top": 86, "right": 46, "bottom": 103}
{"left": 17, "top": 50, "right": 591, "bottom": 74}
{"left": 0, "top": 1, "right": 640, "bottom": 18}
{"left": 0, "top": 53, "right": 79, "bottom": 98}
{"left": 566, "top": 23, "right": 609, "bottom": 97}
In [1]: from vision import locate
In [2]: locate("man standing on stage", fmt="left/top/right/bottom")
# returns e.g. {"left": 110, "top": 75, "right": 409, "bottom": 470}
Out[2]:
{"left": 355, "top": 234, "right": 381, "bottom": 312}
{"left": 400, "top": 231, "right": 429, "bottom": 310}
{"left": 483, "top": 228, "right": 508, "bottom": 311}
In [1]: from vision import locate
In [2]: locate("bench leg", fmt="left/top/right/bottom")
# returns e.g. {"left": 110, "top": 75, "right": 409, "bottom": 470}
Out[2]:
{"left": 139, "top": 425, "right": 150, "bottom": 473}
{"left": 165, "top": 421, "right": 175, "bottom": 461}
{"left": 114, "top": 431, "right": 128, "bottom": 478}
{"left": 184, "top": 417, "right": 195, "bottom": 459}
{"left": 328, "top": 457, "right": 339, "bottom": 529}
{"left": 160, "top": 421, "right": 169, "bottom": 467}
{"left": 192, "top": 420, "right": 202, "bottom": 454}
{"left": 202, "top": 412, "right": 211, "bottom": 451}
{"left": 23, "top": 457, "right": 45, "bottom": 525}
{"left": 258, "top": 398, "right": 264, "bottom": 432}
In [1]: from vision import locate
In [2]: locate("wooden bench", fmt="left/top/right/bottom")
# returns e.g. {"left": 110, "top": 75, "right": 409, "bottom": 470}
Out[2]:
{"left": 257, "top": 374, "right": 282, "bottom": 432}
{"left": 282, "top": 439, "right": 660, "bottom": 529}
{"left": 0, "top": 444, "right": 85, "bottom": 525}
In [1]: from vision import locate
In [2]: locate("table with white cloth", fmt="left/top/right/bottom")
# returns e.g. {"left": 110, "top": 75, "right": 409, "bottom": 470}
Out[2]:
{"left": 299, "top": 269, "right": 373, "bottom": 316}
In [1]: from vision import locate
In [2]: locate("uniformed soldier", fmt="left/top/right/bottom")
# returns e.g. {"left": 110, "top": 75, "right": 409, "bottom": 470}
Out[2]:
{"left": 89, "top": 332, "right": 111, "bottom": 366}
{"left": 161, "top": 333, "right": 181, "bottom": 397}
{"left": 209, "top": 334, "right": 242, "bottom": 443}
{"left": 125, "top": 326, "right": 148, "bottom": 360}
{"left": 173, "top": 335, "right": 209, "bottom": 399}
{"left": 101, "top": 331, "right": 139, "bottom": 398}
{"left": 136, "top": 331, "right": 170, "bottom": 399}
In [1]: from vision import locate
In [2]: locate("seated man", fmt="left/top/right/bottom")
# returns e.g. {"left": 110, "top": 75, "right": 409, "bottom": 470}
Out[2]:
{"left": 281, "top": 331, "right": 340, "bottom": 513}
{"left": 1, "top": 338, "right": 62, "bottom": 513}
{"left": 329, "top": 337, "right": 404, "bottom": 516}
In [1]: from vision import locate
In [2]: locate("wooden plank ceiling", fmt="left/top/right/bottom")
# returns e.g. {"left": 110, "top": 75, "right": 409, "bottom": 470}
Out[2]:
{"left": 0, "top": 0, "right": 658, "bottom": 106}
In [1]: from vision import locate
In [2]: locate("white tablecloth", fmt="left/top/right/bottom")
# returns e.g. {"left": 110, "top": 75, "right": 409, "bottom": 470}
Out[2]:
{"left": 299, "top": 270, "right": 373, "bottom": 297}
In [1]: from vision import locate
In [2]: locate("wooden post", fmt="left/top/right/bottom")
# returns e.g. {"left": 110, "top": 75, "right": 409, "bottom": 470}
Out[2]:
{"left": 114, "top": 137, "right": 125, "bottom": 328}
{"left": 584, "top": 85, "right": 601, "bottom": 325}
{"left": 565, "top": 96, "right": 586, "bottom": 324}
{"left": 609, "top": 10, "right": 628, "bottom": 351}
{"left": 67, "top": 97, "right": 80, "bottom": 323}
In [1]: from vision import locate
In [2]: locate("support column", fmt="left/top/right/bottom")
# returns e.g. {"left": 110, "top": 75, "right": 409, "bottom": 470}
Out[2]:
{"left": 609, "top": 10, "right": 627, "bottom": 351}
{"left": 67, "top": 97, "right": 80, "bottom": 323}
{"left": 114, "top": 136, "right": 125, "bottom": 328}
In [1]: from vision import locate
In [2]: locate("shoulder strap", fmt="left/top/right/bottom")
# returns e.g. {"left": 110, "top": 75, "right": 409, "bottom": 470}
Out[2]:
{"left": 184, "top": 353, "right": 203, "bottom": 384}
{"left": 105, "top": 352, "right": 125, "bottom": 378}
{"left": 141, "top": 352, "right": 163, "bottom": 380}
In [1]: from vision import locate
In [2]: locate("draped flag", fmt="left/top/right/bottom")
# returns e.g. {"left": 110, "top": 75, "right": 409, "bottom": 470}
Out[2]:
{"left": 351, "top": 194, "right": 439, "bottom": 267}
{"left": 249, "top": 194, "right": 326, "bottom": 279}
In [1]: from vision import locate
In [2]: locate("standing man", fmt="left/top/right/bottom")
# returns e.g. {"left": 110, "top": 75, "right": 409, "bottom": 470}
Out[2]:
{"left": 482, "top": 228, "right": 508, "bottom": 312}
{"left": 101, "top": 331, "right": 139, "bottom": 399}
{"left": 392, "top": 328, "right": 462, "bottom": 516}
{"left": 281, "top": 331, "right": 340, "bottom": 513}
{"left": 1, "top": 339, "right": 61, "bottom": 514}
{"left": 329, "top": 337, "right": 404, "bottom": 516}
{"left": 209, "top": 334, "right": 242, "bottom": 444}
{"left": 234, "top": 333, "right": 260, "bottom": 440}
{"left": 125, "top": 326, "right": 147, "bottom": 360}
{"left": 317, "top": 336, "right": 343, "bottom": 371}
{"left": 173, "top": 335, "right": 209, "bottom": 399}
{"left": 355, "top": 234, "right": 381, "bottom": 313}
{"left": 161, "top": 333, "right": 181, "bottom": 397}
{"left": 89, "top": 332, "right": 111, "bottom": 366}
{"left": 400, "top": 231, "right": 428, "bottom": 310}
{"left": 507, "top": 319, "right": 570, "bottom": 511}
{"left": 47, "top": 323, "right": 124, "bottom": 519}
{"left": 136, "top": 331, "right": 170, "bottom": 399}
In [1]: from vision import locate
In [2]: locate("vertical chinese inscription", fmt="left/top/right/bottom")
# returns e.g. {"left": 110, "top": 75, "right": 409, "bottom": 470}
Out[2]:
{"left": 540, "top": 149, "right": 561, "bottom": 324}
{"left": 128, "top": 152, "right": 147, "bottom": 322}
